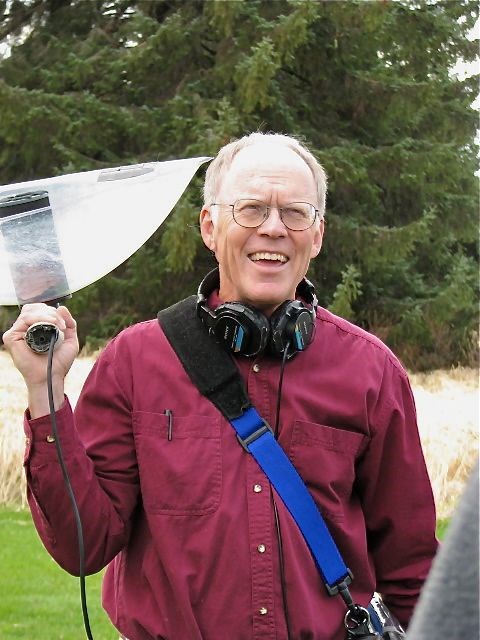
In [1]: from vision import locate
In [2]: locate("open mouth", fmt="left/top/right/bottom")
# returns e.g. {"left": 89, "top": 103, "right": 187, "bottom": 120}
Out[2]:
{"left": 248, "top": 252, "right": 289, "bottom": 265}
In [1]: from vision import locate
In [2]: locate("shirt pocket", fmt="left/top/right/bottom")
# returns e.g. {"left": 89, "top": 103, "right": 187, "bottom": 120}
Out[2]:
{"left": 288, "top": 421, "right": 366, "bottom": 521}
{"left": 132, "top": 411, "right": 222, "bottom": 515}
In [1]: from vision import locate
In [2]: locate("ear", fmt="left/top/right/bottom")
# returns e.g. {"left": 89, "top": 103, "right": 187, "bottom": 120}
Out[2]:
{"left": 199, "top": 206, "right": 216, "bottom": 252}
{"left": 310, "top": 217, "right": 325, "bottom": 259}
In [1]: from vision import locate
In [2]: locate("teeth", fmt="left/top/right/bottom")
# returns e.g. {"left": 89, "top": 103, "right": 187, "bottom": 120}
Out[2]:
{"left": 250, "top": 252, "right": 288, "bottom": 263}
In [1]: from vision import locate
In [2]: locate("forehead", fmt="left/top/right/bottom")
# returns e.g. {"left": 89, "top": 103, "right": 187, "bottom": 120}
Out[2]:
{"left": 218, "top": 143, "right": 316, "bottom": 198}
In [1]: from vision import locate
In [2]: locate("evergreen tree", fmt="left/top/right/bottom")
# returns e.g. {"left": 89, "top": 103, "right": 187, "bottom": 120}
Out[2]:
{"left": 0, "top": 0, "right": 478, "bottom": 368}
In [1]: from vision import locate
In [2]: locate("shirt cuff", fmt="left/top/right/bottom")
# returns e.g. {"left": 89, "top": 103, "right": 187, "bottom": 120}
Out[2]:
{"left": 23, "top": 396, "right": 76, "bottom": 464}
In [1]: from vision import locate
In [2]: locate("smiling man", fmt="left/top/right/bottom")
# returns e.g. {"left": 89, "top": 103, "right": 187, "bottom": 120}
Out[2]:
{"left": 200, "top": 139, "right": 324, "bottom": 314}
{"left": 3, "top": 133, "right": 438, "bottom": 640}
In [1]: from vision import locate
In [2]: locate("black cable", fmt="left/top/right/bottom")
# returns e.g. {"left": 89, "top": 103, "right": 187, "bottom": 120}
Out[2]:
{"left": 47, "top": 334, "right": 94, "bottom": 640}
{"left": 272, "top": 500, "right": 292, "bottom": 639}
{"left": 273, "top": 341, "right": 293, "bottom": 638}
{"left": 273, "top": 342, "right": 290, "bottom": 438}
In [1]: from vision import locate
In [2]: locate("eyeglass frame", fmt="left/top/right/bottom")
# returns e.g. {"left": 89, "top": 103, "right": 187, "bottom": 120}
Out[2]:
{"left": 209, "top": 199, "right": 320, "bottom": 231}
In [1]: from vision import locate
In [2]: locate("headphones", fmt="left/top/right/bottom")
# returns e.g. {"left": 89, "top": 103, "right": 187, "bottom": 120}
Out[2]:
{"left": 196, "top": 268, "right": 318, "bottom": 359}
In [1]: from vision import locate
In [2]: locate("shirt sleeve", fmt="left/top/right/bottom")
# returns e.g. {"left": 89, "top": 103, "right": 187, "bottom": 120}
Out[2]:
{"left": 355, "top": 354, "right": 439, "bottom": 628}
{"left": 24, "top": 336, "right": 139, "bottom": 576}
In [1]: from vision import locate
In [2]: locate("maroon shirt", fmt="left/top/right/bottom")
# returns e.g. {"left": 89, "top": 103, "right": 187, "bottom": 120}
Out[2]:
{"left": 24, "top": 301, "right": 437, "bottom": 640}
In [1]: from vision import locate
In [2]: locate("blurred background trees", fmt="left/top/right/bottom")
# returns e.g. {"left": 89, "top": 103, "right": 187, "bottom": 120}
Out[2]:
{"left": 0, "top": 0, "right": 478, "bottom": 369}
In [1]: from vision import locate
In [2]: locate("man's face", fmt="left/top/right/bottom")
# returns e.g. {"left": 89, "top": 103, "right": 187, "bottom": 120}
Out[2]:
{"left": 200, "top": 143, "right": 324, "bottom": 315}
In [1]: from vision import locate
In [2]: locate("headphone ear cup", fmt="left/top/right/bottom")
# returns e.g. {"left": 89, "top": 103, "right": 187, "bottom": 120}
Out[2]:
{"left": 197, "top": 268, "right": 317, "bottom": 358}
{"left": 211, "top": 303, "right": 270, "bottom": 357}
{"left": 269, "top": 301, "right": 315, "bottom": 358}
{"left": 269, "top": 302, "right": 291, "bottom": 358}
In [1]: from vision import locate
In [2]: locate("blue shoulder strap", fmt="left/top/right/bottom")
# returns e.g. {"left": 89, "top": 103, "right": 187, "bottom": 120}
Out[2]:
{"left": 232, "top": 407, "right": 353, "bottom": 592}
{"left": 158, "top": 297, "right": 352, "bottom": 595}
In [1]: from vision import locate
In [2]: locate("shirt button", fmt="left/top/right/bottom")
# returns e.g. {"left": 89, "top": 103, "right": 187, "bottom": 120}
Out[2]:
{"left": 259, "top": 607, "right": 268, "bottom": 615}
{"left": 46, "top": 435, "right": 56, "bottom": 443}
{"left": 257, "top": 544, "right": 266, "bottom": 553}
{"left": 253, "top": 484, "right": 262, "bottom": 493}
{"left": 252, "top": 363, "right": 260, "bottom": 373}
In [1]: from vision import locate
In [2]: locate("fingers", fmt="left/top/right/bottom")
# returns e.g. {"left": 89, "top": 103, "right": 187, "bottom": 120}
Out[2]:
{"left": 2, "top": 304, "right": 79, "bottom": 362}
{"left": 2, "top": 303, "right": 79, "bottom": 389}
{"left": 3, "top": 303, "right": 67, "bottom": 346}
{"left": 56, "top": 305, "right": 77, "bottom": 333}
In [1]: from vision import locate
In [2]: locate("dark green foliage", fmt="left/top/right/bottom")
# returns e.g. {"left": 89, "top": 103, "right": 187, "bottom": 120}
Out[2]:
{"left": 0, "top": 0, "right": 478, "bottom": 369}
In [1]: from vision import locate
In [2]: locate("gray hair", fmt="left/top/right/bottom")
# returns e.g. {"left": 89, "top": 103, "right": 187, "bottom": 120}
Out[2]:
{"left": 203, "top": 132, "right": 327, "bottom": 218}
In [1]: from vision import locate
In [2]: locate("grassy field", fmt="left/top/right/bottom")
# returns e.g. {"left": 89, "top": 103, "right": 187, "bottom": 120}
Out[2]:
{"left": 407, "top": 366, "right": 479, "bottom": 518}
{"left": 0, "top": 508, "right": 117, "bottom": 639}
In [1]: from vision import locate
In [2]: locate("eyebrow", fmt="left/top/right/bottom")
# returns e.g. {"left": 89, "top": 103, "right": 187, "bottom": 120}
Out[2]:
{"left": 235, "top": 197, "right": 315, "bottom": 205}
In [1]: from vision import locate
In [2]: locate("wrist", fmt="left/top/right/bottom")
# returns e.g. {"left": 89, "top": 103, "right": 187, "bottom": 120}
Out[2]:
{"left": 28, "top": 381, "right": 65, "bottom": 419}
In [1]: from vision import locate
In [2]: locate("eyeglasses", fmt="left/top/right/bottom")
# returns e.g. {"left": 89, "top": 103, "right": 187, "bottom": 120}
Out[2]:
{"left": 210, "top": 199, "right": 319, "bottom": 231}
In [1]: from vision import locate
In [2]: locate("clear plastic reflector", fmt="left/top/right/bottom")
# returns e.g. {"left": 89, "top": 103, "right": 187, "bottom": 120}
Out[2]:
{"left": 0, "top": 157, "right": 210, "bottom": 306}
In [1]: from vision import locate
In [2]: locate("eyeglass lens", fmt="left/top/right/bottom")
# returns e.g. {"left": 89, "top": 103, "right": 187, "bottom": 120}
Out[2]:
{"left": 233, "top": 199, "right": 315, "bottom": 230}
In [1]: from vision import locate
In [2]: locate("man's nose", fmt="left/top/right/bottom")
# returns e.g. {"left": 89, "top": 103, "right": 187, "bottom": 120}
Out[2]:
{"left": 258, "top": 206, "right": 288, "bottom": 236}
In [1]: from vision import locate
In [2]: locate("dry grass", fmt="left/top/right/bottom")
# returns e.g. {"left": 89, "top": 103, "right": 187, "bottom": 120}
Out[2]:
{"left": 0, "top": 350, "right": 94, "bottom": 508}
{"left": 0, "top": 350, "right": 478, "bottom": 517}
{"left": 409, "top": 367, "right": 478, "bottom": 518}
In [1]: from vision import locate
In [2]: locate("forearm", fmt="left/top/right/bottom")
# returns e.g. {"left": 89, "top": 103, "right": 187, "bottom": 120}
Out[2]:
{"left": 25, "top": 399, "right": 138, "bottom": 575}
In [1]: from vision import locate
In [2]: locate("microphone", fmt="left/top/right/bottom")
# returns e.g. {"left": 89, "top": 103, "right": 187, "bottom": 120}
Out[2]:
{"left": 0, "top": 157, "right": 212, "bottom": 354}
{"left": 0, "top": 190, "right": 69, "bottom": 354}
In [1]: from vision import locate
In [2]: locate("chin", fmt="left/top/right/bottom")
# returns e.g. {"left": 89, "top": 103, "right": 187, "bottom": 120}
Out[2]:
{"left": 244, "top": 289, "right": 289, "bottom": 313}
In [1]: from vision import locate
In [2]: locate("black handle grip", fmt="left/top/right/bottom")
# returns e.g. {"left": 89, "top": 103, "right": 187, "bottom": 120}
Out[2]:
{"left": 25, "top": 322, "right": 59, "bottom": 353}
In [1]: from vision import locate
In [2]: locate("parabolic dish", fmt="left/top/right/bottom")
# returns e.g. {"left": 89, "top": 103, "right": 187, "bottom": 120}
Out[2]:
{"left": 0, "top": 157, "right": 211, "bottom": 306}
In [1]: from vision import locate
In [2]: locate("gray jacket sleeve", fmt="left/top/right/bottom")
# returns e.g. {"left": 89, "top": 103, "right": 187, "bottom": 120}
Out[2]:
{"left": 407, "top": 461, "right": 479, "bottom": 640}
